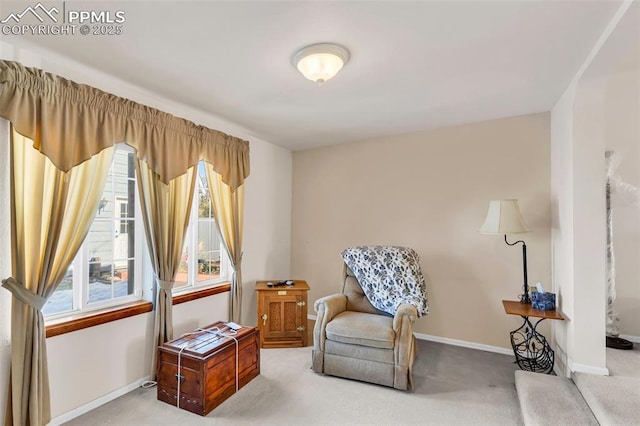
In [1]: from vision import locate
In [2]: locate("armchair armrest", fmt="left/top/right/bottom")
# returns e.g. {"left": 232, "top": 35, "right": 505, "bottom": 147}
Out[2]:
{"left": 314, "top": 294, "right": 347, "bottom": 324}
{"left": 392, "top": 303, "right": 419, "bottom": 390}
{"left": 393, "top": 303, "right": 418, "bottom": 332}
{"left": 313, "top": 294, "right": 347, "bottom": 352}
{"left": 393, "top": 303, "right": 418, "bottom": 389}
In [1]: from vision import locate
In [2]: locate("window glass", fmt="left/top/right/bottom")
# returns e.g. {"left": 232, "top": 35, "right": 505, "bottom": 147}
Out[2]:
{"left": 173, "top": 162, "right": 227, "bottom": 292}
{"left": 42, "top": 145, "right": 139, "bottom": 316}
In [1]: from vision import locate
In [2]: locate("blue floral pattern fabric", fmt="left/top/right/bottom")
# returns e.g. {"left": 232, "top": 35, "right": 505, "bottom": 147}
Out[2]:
{"left": 341, "top": 246, "right": 429, "bottom": 317}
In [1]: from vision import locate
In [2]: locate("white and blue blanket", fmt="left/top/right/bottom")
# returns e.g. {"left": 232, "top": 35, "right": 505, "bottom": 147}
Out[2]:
{"left": 341, "top": 246, "right": 429, "bottom": 317}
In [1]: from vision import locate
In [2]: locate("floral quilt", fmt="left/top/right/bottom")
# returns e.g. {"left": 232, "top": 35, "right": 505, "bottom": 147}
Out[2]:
{"left": 341, "top": 246, "right": 429, "bottom": 317}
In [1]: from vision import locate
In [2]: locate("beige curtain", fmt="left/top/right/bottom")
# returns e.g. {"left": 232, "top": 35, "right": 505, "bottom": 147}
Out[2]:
{"left": 1, "top": 128, "right": 113, "bottom": 426}
{"left": 0, "top": 60, "right": 250, "bottom": 424}
{"left": 135, "top": 160, "right": 196, "bottom": 377}
{"left": 204, "top": 165, "right": 245, "bottom": 322}
{"left": 0, "top": 60, "right": 250, "bottom": 188}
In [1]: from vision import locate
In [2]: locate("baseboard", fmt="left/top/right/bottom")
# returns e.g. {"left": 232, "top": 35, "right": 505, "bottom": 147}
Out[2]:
{"left": 568, "top": 358, "right": 609, "bottom": 376}
{"left": 413, "top": 332, "right": 513, "bottom": 356}
{"left": 619, "top": 334, "right": 640, "bottom": 344}
{"left": 48, "top": 376, "right": 150, "bottom": 426}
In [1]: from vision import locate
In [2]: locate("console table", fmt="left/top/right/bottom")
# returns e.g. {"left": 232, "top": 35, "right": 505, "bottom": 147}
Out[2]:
{"left": 502, "top": 300, "right": 564, "bottom": 374}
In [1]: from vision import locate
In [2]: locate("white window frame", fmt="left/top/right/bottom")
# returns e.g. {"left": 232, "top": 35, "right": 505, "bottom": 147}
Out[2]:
{"left": 43, "top": 144, "right": 144, "bottom": 320}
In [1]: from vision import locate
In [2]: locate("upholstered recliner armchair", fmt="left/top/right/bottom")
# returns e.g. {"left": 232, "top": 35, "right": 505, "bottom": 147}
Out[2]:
{"left": 312, "top": 264, "right": 420, "bottom": 390}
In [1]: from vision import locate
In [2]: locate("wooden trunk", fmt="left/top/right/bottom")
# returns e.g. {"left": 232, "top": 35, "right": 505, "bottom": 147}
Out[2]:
{"left": 157, "top": 322, "right": 260, "bottom": 416}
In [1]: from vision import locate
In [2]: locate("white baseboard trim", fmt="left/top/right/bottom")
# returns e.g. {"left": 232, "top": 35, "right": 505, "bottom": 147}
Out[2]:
{"left": 568, "top": 358, "right": 609, "bottom": 376}
{"left": 619, "top": 334, "right": 640, "bottom": 343}
{"left": 413, "top": 332, "right": 513, "bottom": 356}
{"left": 48, "top": 376, "right": 151, "bottom": 426}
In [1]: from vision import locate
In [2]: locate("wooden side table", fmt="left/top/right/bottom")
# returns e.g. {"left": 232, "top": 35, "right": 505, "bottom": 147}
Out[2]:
{"left": 502, "top": 300, "right": 564, "bottom": 374}
{"left": 255, "top": 280, "right": 309, "bottom": 348}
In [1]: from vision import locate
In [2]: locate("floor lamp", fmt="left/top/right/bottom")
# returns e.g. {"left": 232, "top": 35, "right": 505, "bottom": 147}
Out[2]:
{"left": 480, "top": 199, "right": 531, "bottom": 304}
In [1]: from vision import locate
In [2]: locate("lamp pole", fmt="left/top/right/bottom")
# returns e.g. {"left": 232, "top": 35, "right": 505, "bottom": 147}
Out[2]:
{"left": 505, "top": 235, "right": 530, "bottom": 304}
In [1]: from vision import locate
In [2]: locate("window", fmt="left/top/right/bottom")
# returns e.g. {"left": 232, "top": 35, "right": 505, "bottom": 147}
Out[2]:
{"left": 174, "top": 162, "right": 229, "bottom": 292}
{"left": 43, "top": 144, "right": 142, "bottom": 317}
{"left": 117, "top": 198, "right": 129, "bottom": 234}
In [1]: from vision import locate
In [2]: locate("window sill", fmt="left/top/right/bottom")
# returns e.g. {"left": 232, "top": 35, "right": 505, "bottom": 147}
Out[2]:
{"left": 45, "top": 282, "right": 231, "bottom": 338}
{"left": 45, "top": 301, "right": 153, "bottom": 338}
{"left": 172, "top": 282, "right": 231, "bottom": 305}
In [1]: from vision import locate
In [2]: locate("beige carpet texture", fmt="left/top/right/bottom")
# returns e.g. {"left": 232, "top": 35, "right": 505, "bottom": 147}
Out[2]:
{"left": 65, "top": 340, "right": 523, "bottom": 425}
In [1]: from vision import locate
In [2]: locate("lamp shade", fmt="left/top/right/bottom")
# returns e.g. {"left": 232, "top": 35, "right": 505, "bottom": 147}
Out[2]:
{"left": 479, "top": 199, "right": 529, "bottom": 234}
{"left": 293, "top": 43, "right": 350, "bottom": 84}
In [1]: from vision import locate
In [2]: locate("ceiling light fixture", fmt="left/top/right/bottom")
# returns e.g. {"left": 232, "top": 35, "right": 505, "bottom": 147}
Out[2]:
{"left": 292, "top": 43, "right": 350, "bottom": 85}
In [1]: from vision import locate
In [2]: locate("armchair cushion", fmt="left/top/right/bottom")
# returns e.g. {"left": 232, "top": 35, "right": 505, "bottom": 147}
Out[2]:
{"left": 343, "top": 271, "right": 388, "bottom": 315}
{"left": 326, "top": 311, "right": 395, "bottom": 349}
{"left": 325, "top": 340, "right": 394, "bottom": 364}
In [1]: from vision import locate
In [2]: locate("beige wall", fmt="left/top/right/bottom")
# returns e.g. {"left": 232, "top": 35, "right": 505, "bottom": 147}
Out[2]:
{"left": 242, "top": 139, "right": 292, "bottom": 327}
{"left": 292, "top": 113, "right": 551, "bottom": 349}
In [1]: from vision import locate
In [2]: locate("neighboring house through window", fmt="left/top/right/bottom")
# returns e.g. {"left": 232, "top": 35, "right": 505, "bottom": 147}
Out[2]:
{"left": 42, "top": 155, "right": 229, "bottom": 318}
{"left": 43, "top": 144, "right": 141, "bottom": 317}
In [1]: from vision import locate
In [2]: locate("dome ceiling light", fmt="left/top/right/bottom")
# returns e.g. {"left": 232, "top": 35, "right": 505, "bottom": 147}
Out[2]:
{"left": 292, "top": 43, "right": 350, "bottom": 85}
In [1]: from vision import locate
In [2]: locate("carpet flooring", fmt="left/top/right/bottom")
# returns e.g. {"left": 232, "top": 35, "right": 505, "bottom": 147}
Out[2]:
{"left": 606, "top": 344, "right": 640, "bottom": 378}
{"left": 571, "top": 344, "right": 640, "bottom": 426}
{"left": 64, "top": 340, "right": 522, "bottom": 425}
{"left": 515, "top": 371, "right": 598, "bottom": 426}
{"left": 516, "top": 343, "right": 640, "bottom": 426}
{"left": 573, "top": 373, "right": 640, "bottom": 425}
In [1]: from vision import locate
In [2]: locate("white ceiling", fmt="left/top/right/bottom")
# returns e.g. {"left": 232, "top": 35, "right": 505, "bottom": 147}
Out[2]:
{"left": 5, "top": 1, "right": 623, "bottom": 150}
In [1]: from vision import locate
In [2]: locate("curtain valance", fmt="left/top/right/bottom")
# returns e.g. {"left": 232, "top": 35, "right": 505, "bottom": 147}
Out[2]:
{"left": 0, "top": 60, "right": 249, "bottom": 188}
